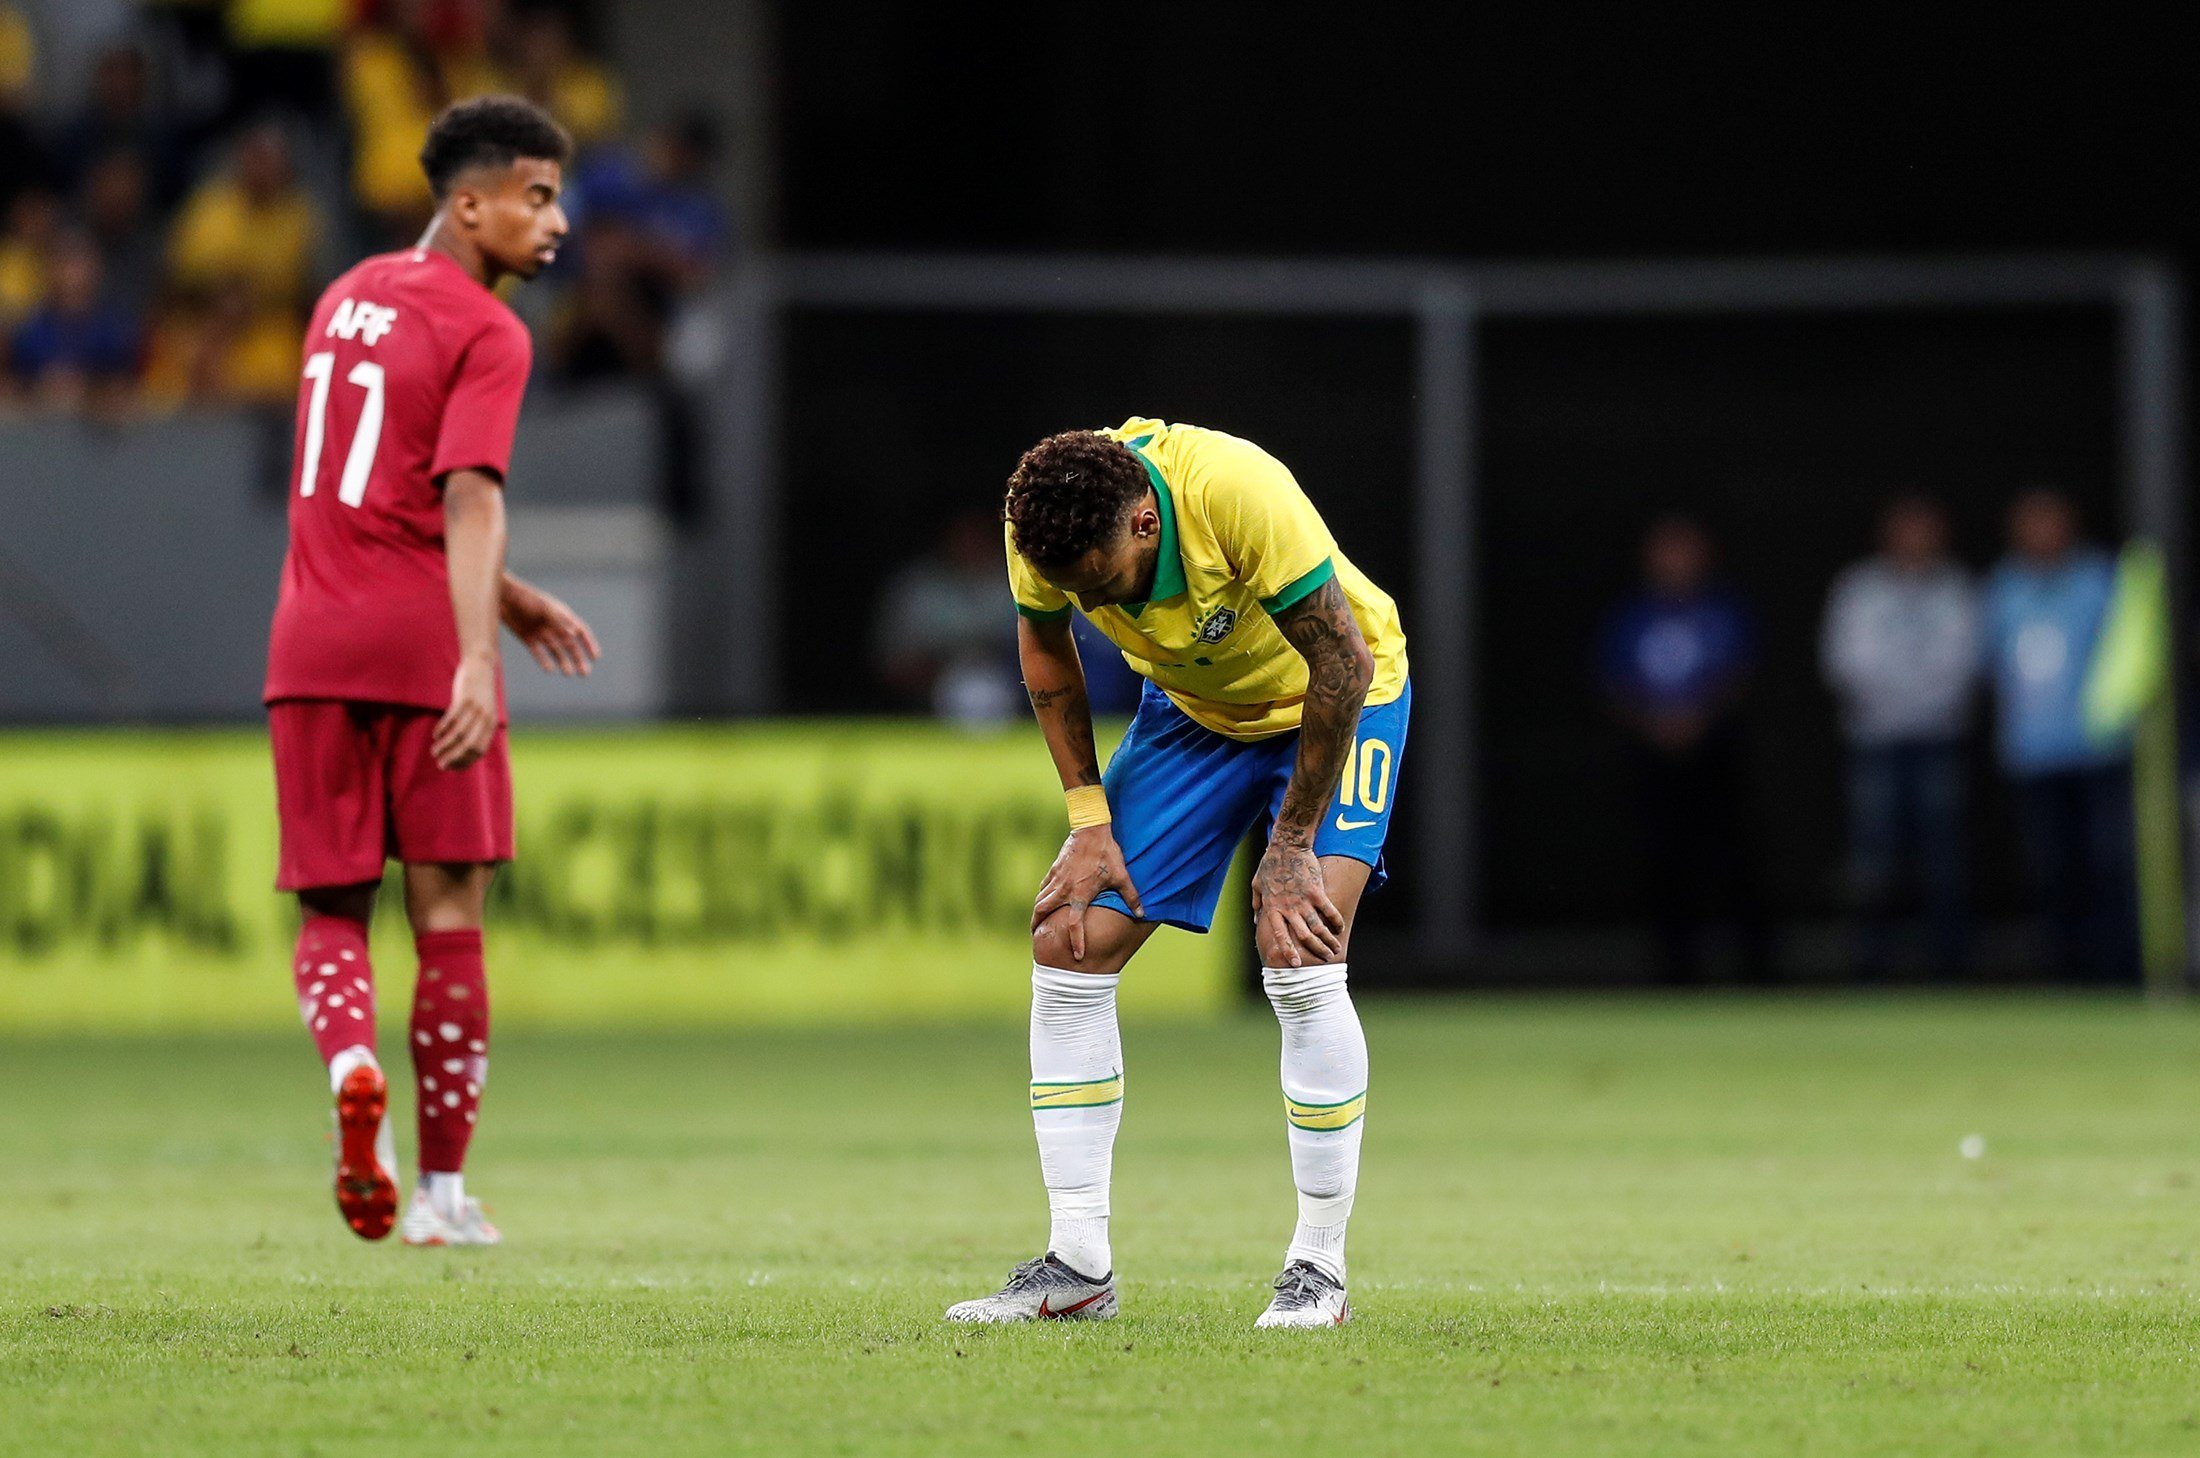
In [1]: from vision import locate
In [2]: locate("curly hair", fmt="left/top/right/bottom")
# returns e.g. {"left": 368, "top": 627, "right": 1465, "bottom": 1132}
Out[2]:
{"left": 420, "top": 96, "right": 573, "bottom": 198}
{"left": 1003, "top": 432, "right": 1150, "bottom": 569}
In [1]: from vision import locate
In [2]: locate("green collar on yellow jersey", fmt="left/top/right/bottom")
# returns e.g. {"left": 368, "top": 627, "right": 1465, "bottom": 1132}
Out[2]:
{"left": 1122, "top": 438, "right": 1185, "bottom": 618}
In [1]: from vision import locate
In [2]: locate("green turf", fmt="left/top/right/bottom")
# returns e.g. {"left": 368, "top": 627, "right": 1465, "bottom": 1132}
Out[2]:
{"left": 4, "top": 998, "right": 2198, "bottom": 1456}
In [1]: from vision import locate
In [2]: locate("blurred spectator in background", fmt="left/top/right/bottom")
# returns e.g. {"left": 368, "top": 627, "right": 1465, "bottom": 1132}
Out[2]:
{"left": 344, "top": 0, "right": 501, "bottom": 246}
{"left": 1983, "top": 489, "right": 2138, "bottom": 985}
{"left": 224, "top": 0, "right": 345, "bottom": 128}
{"left": 552, "top": 110, "right": 732, "bottom": 377}
{"left": 503, "top": 4, "right": 619, "bottom": 149}
{"left": 875, "top": 511, "right": 1022, "bottom": 724}
{"left": 0, "top": 2, "right": 30, "bottom": 102}
{"left": 0, "top": 186, "right": 59, "bottom": 333}
{"left": 1600, "top": 515, "right": 1770, "bottom": 986}
{"left": 77, "top": 150, "right": 164, "bottom": 320}
{"left": 0, "top": 0, "right": 712, "bottom": 416}
{"left": 135, "top": 0, "right": 238, "bottom": 157}
{"left": 50, "top": 43, "right": 184, "bottom": 203}
{"left": 5, "top": 230, "right": 137, "bottom": 415}
{"left": 1821, "top": 497, "right": 1979, "bottom": 981}
{"left": 147, "top": 121, "right": 320, "bottom": 406}
{"left": 550, "top": 217, "right": 665, "bottom": 380}
{"left": 574, "top": 114, "right": 729, "bottom": 291}
{"left": 0, "top": 3, "right": 38, "bottom": 216}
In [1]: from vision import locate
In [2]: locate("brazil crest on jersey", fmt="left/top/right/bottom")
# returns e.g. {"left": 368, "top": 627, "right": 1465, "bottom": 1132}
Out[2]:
{"left": 1007, "top": 417, "right": 1409, "bottom": 741}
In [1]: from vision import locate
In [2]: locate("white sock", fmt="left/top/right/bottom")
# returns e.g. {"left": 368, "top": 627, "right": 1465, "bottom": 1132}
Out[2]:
{"left": 327, "top": 1044, "right": 377, "bottom": 1094}
{"left": 422, "top": 1170, "right": 465, "bottom": 1221}
{"left": 327, "top": 1046, "right": 396, "bottom": 1179}
{"left": 1029, "top": 964, "right": 1123, "bottom": 1279}
{"left": 1264, "top": 963, "right": 1366, "bottom": 1284}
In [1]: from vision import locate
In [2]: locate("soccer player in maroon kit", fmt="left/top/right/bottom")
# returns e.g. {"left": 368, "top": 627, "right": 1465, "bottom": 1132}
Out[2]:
{"left": 264, "top": 97, "right": 599, "bottom": 1245}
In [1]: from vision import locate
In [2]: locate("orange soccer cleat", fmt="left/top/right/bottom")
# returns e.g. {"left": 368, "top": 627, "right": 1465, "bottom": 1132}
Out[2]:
{"left": 333, "top": 1062, "right": 399, "bottom": 1241}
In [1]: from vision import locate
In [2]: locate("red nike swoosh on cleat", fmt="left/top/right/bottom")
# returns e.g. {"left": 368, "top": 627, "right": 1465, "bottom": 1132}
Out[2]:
{"left": 1038, "top": 1289, "right": 1110, "bottom": 1318}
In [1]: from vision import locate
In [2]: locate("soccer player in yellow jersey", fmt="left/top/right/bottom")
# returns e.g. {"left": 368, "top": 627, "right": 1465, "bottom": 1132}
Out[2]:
{"left": 945, "top": 419, "right": 1410, "bottom": 1329}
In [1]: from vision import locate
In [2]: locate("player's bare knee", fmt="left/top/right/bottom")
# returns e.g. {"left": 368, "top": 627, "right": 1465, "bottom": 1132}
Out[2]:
{"left": 298, "top": 882, "right": 377, "bottom": 927}
{"left": 1256, "top": 928, "right": 1354, "bottom": 969}
{"left": 403, "top": 861, "right": 494, "bottom": 934}
{"left": 1030, "top": 917, "right": 1130, "bottom": 976}
{"left": 1030, "top": 917, "right": 1081, "bottom": 970}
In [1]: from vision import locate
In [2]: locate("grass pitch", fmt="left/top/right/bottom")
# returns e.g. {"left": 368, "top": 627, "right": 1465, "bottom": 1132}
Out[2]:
{"left": 3, "top": 997, "right": 2198, "bottom": 1456}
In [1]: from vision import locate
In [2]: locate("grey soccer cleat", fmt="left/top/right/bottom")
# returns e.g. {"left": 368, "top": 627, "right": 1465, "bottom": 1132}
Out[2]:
{"left": 1254, "top": 1260, "right": 1350, "bottom": 1328}
{"left": 944, "top": 1254, "right": 1118, "bottom": 1323}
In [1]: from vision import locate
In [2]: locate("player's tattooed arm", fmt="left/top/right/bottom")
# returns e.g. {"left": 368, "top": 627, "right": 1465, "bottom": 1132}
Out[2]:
{"left": 1018, "top": 616, "right": 1102, "bottom": 788}
{"left": 1019, "top": 613, "right": 1142, "bottom": 956}
{"left": 1257, "top": 577, "right": 1375, "bottom": 966}
{"left": 1271, "top": 578, "right": 1375, "bottom": 845}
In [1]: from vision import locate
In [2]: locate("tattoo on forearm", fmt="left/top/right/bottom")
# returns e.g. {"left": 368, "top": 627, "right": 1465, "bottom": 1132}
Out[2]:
{"left": 1272, "top": 579, "right": 1373, "bottom": 842}
{"left": 1027, "top": 677, "right": 1102, "bottom": 786}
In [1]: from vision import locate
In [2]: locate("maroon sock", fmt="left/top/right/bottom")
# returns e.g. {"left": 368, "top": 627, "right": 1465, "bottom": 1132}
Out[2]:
{"left": 294, "top": 915, "right": 375, "bottom": 1066}
{"left": 411, "top": 929, "right": 489, "bottom": 1174}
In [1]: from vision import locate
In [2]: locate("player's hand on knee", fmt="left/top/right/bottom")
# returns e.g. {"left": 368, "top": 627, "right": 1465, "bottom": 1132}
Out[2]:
{"left": 1032, "top": 826, "right": 1143, "bottom": 962}
{"left": 1252, "top": 840, "right": 1346, "bottom": 967}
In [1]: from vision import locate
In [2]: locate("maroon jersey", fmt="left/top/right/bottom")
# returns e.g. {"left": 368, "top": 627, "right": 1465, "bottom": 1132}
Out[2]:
{"left": 264, "top": 248, "right": 531, "bottom": 713}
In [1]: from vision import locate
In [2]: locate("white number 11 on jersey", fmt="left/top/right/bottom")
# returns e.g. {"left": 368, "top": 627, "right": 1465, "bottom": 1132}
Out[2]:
{"left": 297, "top": 351, "right": 386, "bottom": 507}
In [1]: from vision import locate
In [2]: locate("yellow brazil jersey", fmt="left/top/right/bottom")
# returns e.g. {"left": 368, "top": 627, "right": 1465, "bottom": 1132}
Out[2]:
{"left": 1007, "top": 417, "right": 1409, "bottom": 741}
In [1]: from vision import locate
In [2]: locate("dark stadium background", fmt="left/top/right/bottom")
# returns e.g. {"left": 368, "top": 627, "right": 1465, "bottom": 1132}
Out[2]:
{"left": 0, "top": 1, "right": 2187, "bottom": 989}
{"left": 769, "top": 6, "right": 2183, "bottom": 981}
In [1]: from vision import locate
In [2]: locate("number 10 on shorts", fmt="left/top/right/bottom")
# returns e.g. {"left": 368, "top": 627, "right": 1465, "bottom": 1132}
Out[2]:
{"left": 1338, "top": 735, "right": 1394, "bottom": 814}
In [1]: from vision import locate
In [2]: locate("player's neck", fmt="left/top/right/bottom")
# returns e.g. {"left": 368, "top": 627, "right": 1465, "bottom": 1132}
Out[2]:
{"left": 418, "top": 212, "right": 504, "bottom": 290}
{"left": 1127, "top": 541, "right": 1160, "bottom": 605}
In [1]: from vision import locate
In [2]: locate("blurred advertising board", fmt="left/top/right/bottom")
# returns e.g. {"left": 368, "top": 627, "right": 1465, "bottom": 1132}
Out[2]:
{"left": 0, "top": 726, "right": 1237, "bottom": 1029}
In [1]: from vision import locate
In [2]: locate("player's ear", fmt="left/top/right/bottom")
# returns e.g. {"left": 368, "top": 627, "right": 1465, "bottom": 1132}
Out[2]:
{"left": 448, "top": 185, "right": 480, "bottom": 229}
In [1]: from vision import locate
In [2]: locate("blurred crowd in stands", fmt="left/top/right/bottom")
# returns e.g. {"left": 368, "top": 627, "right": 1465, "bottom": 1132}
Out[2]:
{"left": 0, "top": 0, "right": 730, "bottom": 418}
{"left": 1600, "top": 490, "right": 2160, "bottom": 989}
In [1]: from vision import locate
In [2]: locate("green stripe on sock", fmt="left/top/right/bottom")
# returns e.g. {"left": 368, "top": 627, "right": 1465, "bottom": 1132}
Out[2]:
{"left": 1286, "top": 1090, "right": 1367, "bottom": 1131}
{"left": 1031, "top": 1073, "right": 1125, "bottom": 1110}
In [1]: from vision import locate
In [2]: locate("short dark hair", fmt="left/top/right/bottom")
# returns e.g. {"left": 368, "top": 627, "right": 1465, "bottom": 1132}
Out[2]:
{"left": 419, "top": 96, "right": 573, "bottom": 198}
{"left": 1004, "top": 431, "right": 1150, "bottom": 569}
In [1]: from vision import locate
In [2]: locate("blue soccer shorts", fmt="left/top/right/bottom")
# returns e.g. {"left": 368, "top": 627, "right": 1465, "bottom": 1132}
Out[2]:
{"left": 1090, "top": 679, "right": 1411, "bottom": 933}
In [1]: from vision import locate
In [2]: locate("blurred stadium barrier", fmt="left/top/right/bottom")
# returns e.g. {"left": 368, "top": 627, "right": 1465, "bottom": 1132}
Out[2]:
{"left": 0, "top": 724, "right": 1236, "bottom": 1029}
{"left": 0, "top": 385, "right": 664, "bottom": 723}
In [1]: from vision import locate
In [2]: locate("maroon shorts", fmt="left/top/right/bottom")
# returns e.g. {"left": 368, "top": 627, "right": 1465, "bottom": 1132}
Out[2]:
{"left": 269, "top": 700, "right": 514, "bottom": 891}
